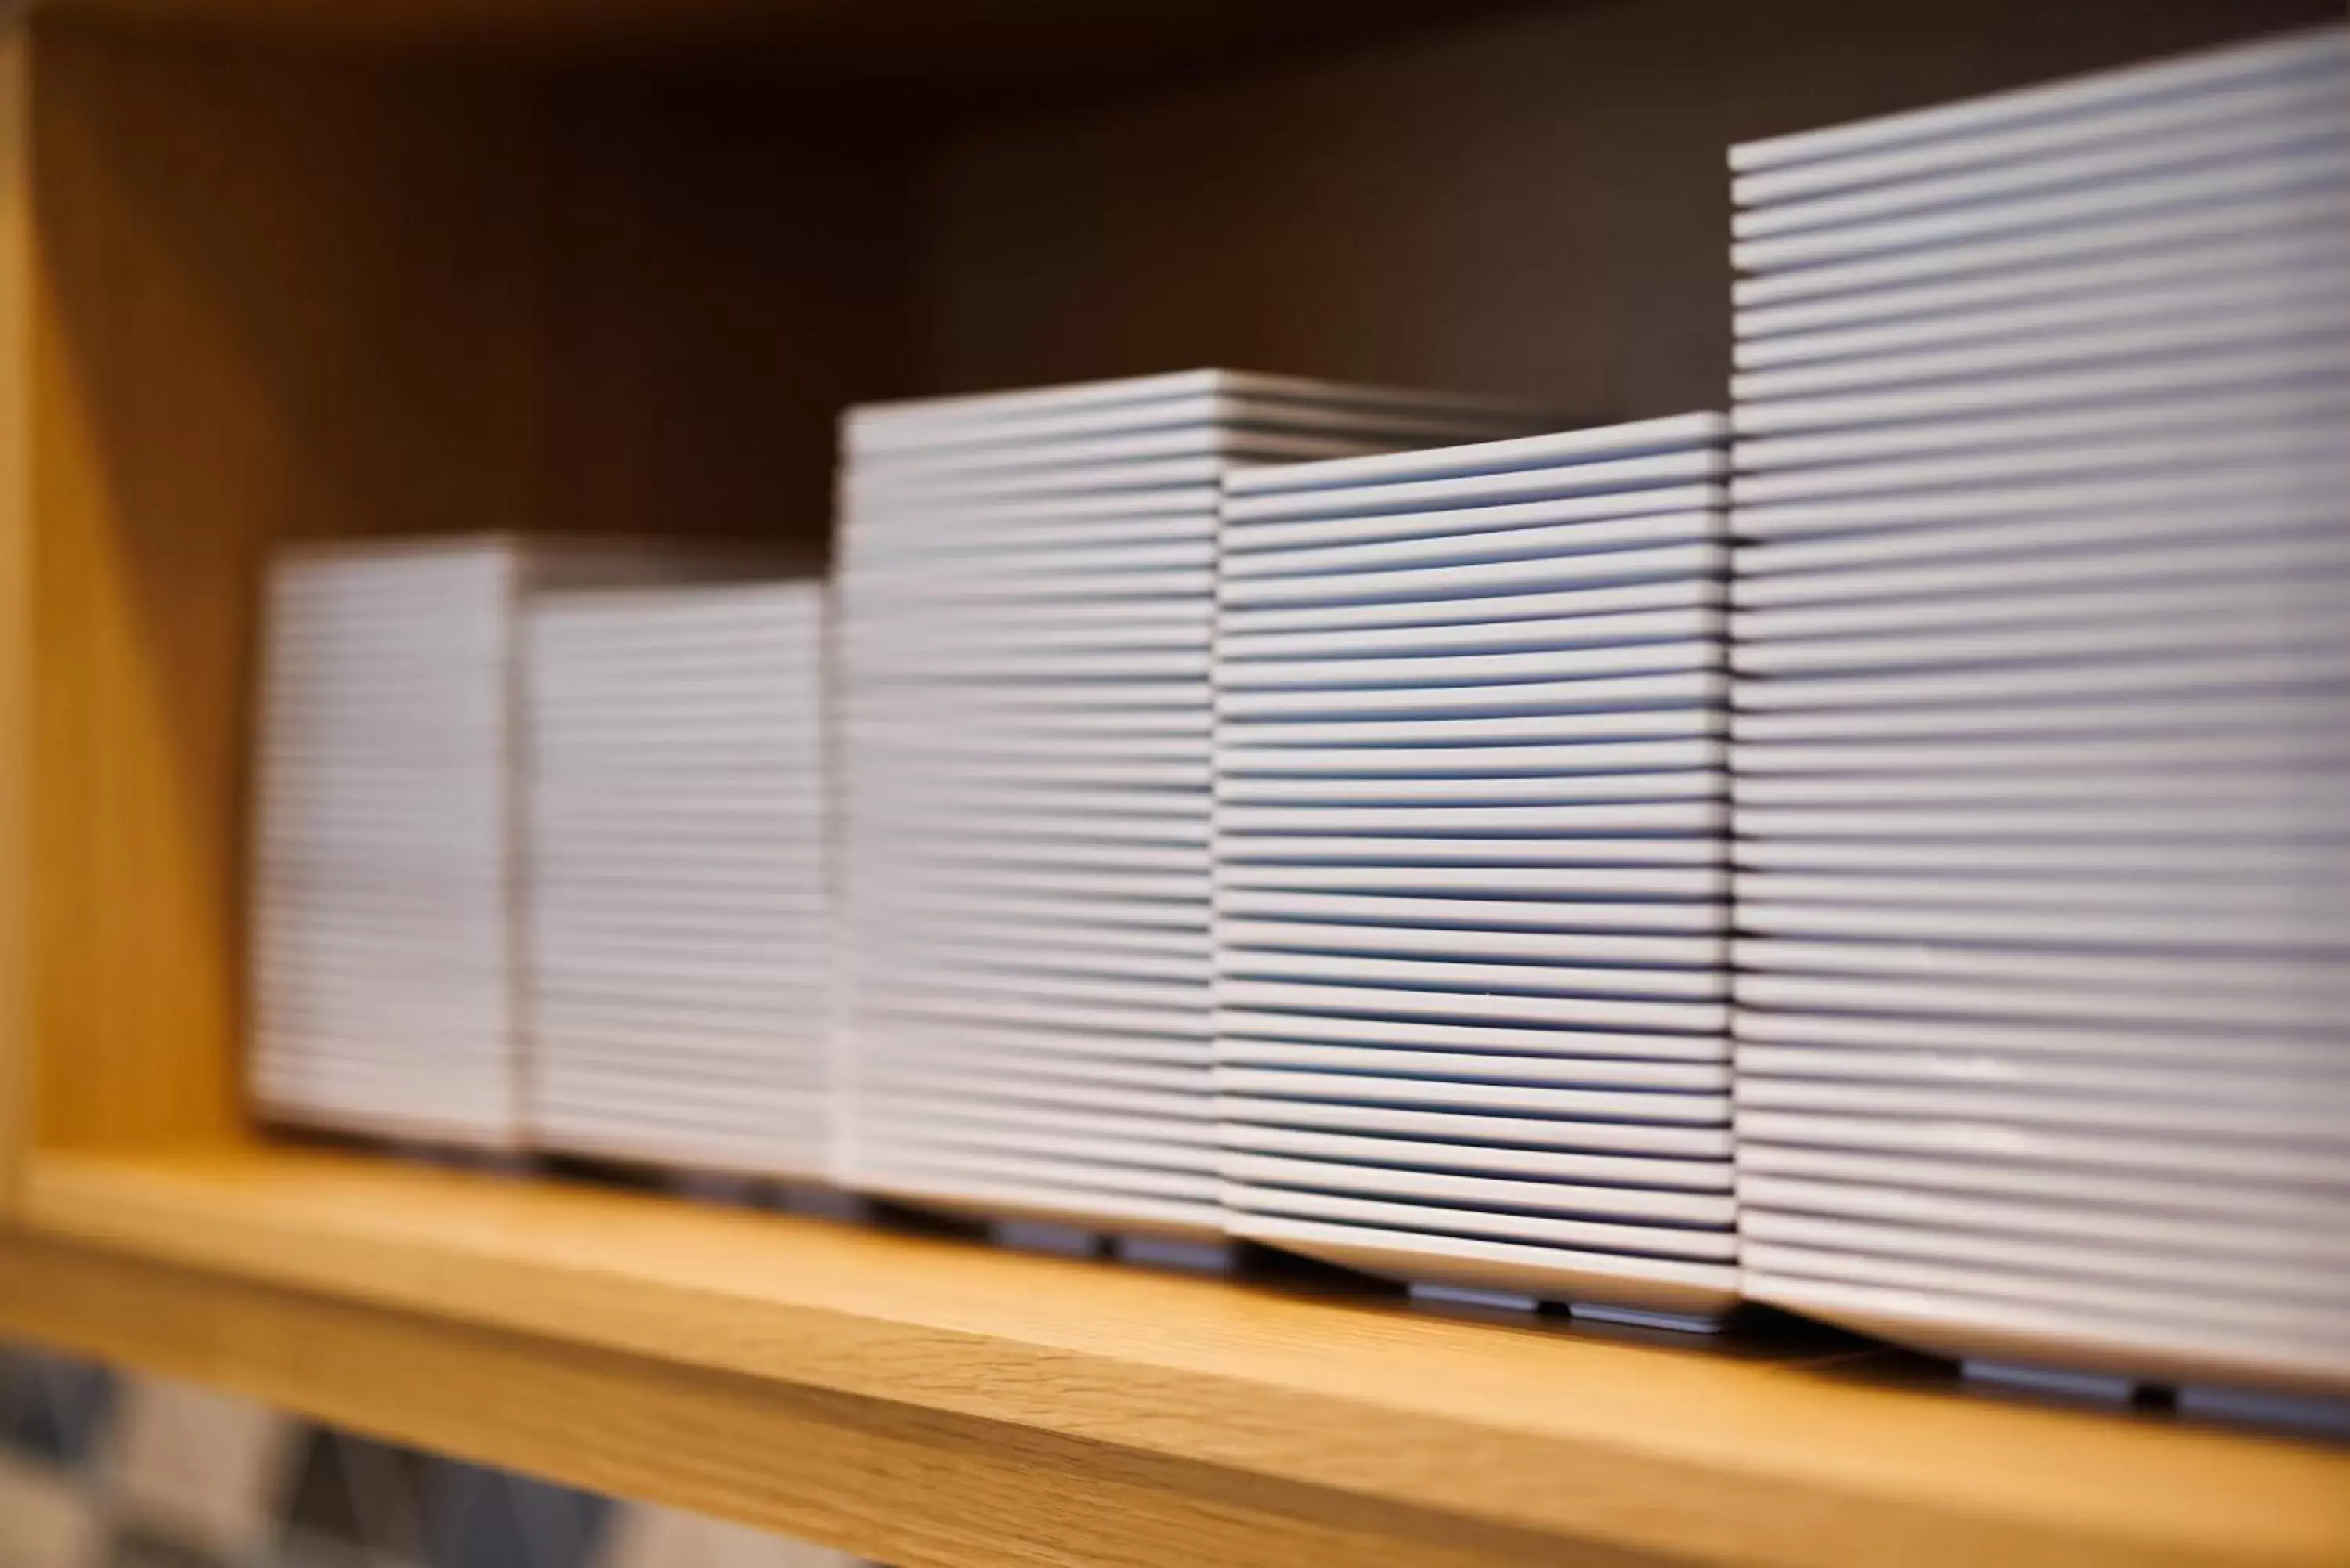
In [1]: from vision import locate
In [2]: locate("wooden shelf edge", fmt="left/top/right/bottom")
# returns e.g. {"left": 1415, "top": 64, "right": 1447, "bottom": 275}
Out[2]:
{"left": 3, "top": 1147, "right": 2345, "bottom": 1568}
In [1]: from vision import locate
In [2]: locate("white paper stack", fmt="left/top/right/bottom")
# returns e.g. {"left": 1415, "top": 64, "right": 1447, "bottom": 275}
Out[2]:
{"left": 525, "top": 582, "right": 830, "bottom": 1180}
{"left": 836, "top": 370, "right": 1541, "bottom": 1239}
{"left": 1214, "top": 415, "right": 1738, "bottom": 1326}
{"left": 253, "top": 538, "right": 525, "bottom": 1147}
{"left": 1730, "top": 26, "right": 2350, "bottom": 1393}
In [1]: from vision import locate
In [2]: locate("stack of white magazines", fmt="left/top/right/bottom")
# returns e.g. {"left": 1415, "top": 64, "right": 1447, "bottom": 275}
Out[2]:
{"left": 525, "top": 581, "right": 831, "bottom": 1180}
{"left": 835, "top": 370, "right": 1538, "bottom": 1246}
{"left": 253, "top": 537, "right": 529, "bottom": 1147}
{"left": 1214, "top": 415, "right": 1737, "bottom": 1328}
{"left": 1730, "top": 25, "right": 2350, "bottom": 1398}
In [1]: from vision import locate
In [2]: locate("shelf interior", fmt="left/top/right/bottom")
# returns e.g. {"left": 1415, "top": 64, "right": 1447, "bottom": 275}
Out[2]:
{"left": 5, "top": 5, "right": 2350, "bottom": 1561}
{"left": 13, "top": 0, "right": 2337, "bottom": 1178}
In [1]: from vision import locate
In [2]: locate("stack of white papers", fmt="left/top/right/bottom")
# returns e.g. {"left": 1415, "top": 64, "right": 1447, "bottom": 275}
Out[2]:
{"left": 1215, "top": 415, "right": 1737, "bottom": 1326}
{"left": 1731, "top": 25, "right": 2350, "bottom": 1393}
{"left": 836, "top": 370, "right": 1538, "bottom": 1239}
{"left": 253, "top": 538, "right": 526, "bottom": 1146}
{"left": 526, "top": 582, "right": 831, "bottom": 1180}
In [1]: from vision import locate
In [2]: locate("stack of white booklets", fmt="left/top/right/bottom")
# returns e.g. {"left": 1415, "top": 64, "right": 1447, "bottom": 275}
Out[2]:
{"left": 1214, "top": 415, "right": 1738, "bottom": 1327}
{"left": 526, "top": 582, "right": 831, "bottom": 1180}
{"left": 1730, "top": 26, "right": 2350, "bottom": 1396}
{"left": 835, "top": 370, "right": 1536, "bottom": 1243}
{"left": 253, "top": 538, "right": 526, "bottom": 1147}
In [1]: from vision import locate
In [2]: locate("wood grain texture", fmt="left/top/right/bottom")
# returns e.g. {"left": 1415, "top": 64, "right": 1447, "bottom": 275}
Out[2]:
{"left": 535, "top": 77, "right": 913, "bottom": 570}
{"left": 918, "top": 0, "right": 2341, "bottom": 415}
{"left": 13, "top": 24, "right": 902, "bottom": 1157}
{"left": 25, "top": 21, "right": 543, "bottom": 1153}
{"left": 0, "top": 24, "right": 31, "bottom": 1209}
{"left": 0, "top": 1229, "right": 1612, "bottom": 1568}
{"left": 17, "top": 1145, "right": 2350, "bottom": 1568}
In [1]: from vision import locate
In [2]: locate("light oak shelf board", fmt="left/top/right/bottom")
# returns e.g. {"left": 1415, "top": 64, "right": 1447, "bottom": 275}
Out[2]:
{"left": 2, "top": 1147, "right": 2345, "bottom": 1568}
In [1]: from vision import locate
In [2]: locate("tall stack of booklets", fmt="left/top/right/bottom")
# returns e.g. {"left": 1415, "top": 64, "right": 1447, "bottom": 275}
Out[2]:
{"left": 1728, "top": 25, "right": 2350, "bottom": 1405}
{"left": 1213, "top": 417, "right": 1738, "bottom": 1328}
{"left": 833, "top": 370, "right": 1537, "bottom": 1252}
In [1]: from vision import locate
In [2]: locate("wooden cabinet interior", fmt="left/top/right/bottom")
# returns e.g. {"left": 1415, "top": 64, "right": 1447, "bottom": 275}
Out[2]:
{"left": 4, "top": 0, "right": 2337, "bottom": 1183}
{"left": 0, "top": 5, "right": 2345, "bottom": 1560}
{"left": 6, "top": 25, "right": 910, "bottom": 1171}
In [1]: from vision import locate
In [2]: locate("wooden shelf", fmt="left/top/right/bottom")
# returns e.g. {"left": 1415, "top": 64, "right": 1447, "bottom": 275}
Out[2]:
{"left": 1, "top": 1145, "right": 2345, "bottom": 1568}
{"left": 8, "top": 9, "right": 2350, "bottom": 1567}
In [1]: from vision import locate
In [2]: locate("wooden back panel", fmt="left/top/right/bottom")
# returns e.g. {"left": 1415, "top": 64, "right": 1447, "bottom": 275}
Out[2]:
{"left": 920, "top": 0, "right": 2341, "bottom": 412}
{"left": 24, "top": 25, "right": 544, "bottom": 1155}
{"left": 0, "top": 27, "right": 31, "bottom": 1198}
{"left": 12, "top": 23, "right": 903, "bottom": 1164}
